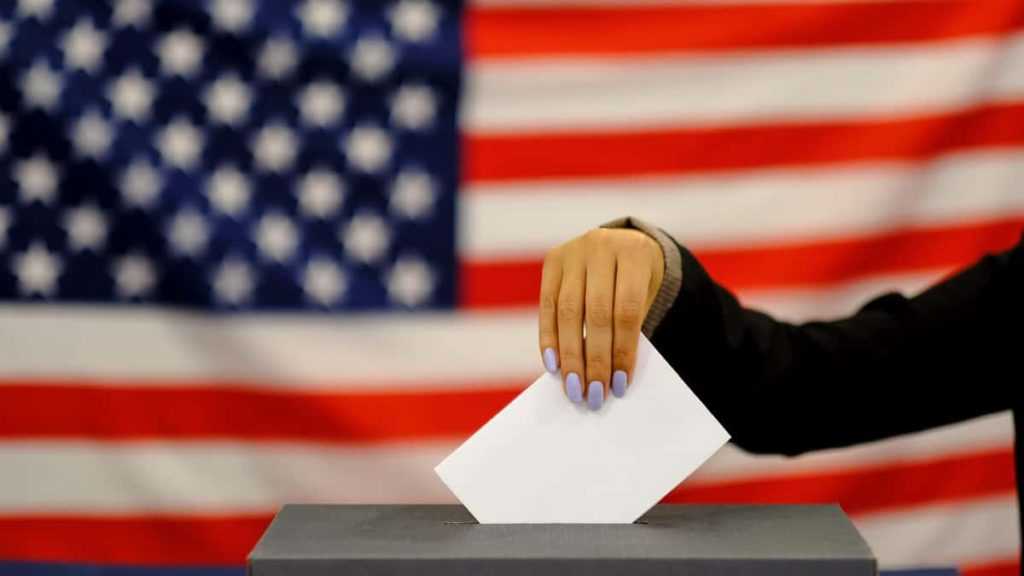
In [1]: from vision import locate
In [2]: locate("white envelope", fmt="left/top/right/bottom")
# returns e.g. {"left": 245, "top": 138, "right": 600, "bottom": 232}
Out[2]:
{"left": 435, "top": 335, "right": 730, "bottom": 524}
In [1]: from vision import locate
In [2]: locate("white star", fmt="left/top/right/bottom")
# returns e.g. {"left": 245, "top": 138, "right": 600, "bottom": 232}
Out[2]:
{"left": 257, "top": 36, "right": 298, "bottom": 81}
{"left": 343, "top": 124, "right": 392, "bottom": 174}
{"left": 350, "top": 35, "right": 395, "bottom": 82}
{"left": 64, "top": 204, "right": 108, "bottom": 252}
{"left": 298, "top": 0, "right": 348, "bottom": 39}
{"left": 299, "top": 168, "right": 343, "bottom": 219}
{"left": 390, "top": 84, "right": 437, "bottom": 131}
{"left": 20, "top": 61, "right": 63, "bottom": 112}
{"left": 114, "top": 253, "right": 156, "bottom": 298}
{"left": 303, "top": 257, "right": 347, "bottom": 306}
{"left": 167, "top": 208, "right": 210, "bottom": 258}
{"left": 0, "top": 22, "right": 11, "bottom": 58}
{"left": 390, "top": 168, "right": 435, "bottom": 220}
{"left": 387, "top": 254, "right": 434, "bottom": 307}
{"left": 14, "top": 243, "right": 62, "bottom": 297}
{"left": 17, "top": 0, "right": 54, "bottom": 20}
{"left": 210, "top": 0, "right": 254, "bottom": 33}
{"left": 213, "top": 257, "right": 254, "bottom": 305}
{"left": 254, "top": 212, "right": 299, "bottom": 263}
{"left": 15, "top": 154, "right": 59, "bottom": 205}
{"left": 71, "top": 110, "right": 114, "bottom": 160}
{"left": 0, "top": 207, "right": 11, "bottom": 248}
{"left": 62, "top": 20, "right": 108, "bottom": 73}
{"left": 204, "top": 74, "right": 251, "bottom": 126}
{"left": 108, "top": 69, "right": 155, "bottom": 123}
{"left": 298, "top": 80, "right": 345, "bottom": 128}
{"left": 120, "top": 159, "right": 162, "bottom": 209}
{"left": 0, "top": 113, "right": 10, "bottom": 154}
{"left": 157, "top": 29, "right": 205, "bottom": 78}
{"left": 341, "top": 211, "right": 390, "bottom": 264}
{"left": 252, "top": 122, "right": 298, "bottom": 173}
{"left": 389, "top": 0, "right": 440, "bottom": 43}
{"left": 113, "top": 0, "right": 152, "bottom": 28}
{"left": 207, "top": 165, "right": 251, "bottom": 217}
{"left": 157, "top": 117, "right": 204, "bottom": 171}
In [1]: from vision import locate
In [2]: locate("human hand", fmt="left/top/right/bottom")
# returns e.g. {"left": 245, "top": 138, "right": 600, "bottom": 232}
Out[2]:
{"left": 538, "top": 228, "right": 665, "bottom": 410}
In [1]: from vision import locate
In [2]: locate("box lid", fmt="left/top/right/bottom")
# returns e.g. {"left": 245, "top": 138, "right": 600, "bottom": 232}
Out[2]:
{"left": 249, "top": 504, "right": 876, "bottom": 576}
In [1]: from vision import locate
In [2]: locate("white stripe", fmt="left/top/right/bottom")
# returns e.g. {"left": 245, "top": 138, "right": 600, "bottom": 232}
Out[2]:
{"left": 0, "top": 305, "right": 537, "bottom": 387}
{"left": 462, "top": 147, "right": 1024, "bottom": 259}
{"left": 738, "top": 269, "right": 945, "bottom": 321}
{"left": 0, "top": 269, "right": 954, "bottom": 387}
{"left": 0, "top": 441, "right": 458, "bottom": 514}
{"left": 694, "top": 411, "right": 1014, "bottom": 482}
{"left": 0, "top": 414, "right": 1010, "bottom": 513}
{"left": 856, "top": 495, "right": 1021, "bottom": 568}
{"left": 466, "top": 33, "right": 1024, "bottom": 132}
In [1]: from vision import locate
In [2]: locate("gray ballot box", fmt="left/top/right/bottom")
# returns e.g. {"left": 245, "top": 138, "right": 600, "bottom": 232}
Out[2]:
{"left": 248, "top": 504, "right": 877, "bottom": 576}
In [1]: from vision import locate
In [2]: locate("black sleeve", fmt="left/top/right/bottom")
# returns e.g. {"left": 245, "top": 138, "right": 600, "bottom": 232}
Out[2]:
{"left": 651, "top": 233, "right": 1024, "bottom": 456}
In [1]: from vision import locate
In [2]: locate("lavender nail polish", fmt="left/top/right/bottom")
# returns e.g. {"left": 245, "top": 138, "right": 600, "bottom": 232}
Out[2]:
{"left": 587, "top": 381, "right": 604, "bottom": 411}
{"left": 612, "top": 370, "right": 628, "bottom": 398}
{"left": 566, "top": 372, "right": 583, "bottom": 403}
{"left": 543, "top": 348, "right": 559, "bottom": 373}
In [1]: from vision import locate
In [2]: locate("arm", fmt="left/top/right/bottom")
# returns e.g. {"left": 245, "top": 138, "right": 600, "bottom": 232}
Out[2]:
{"left": 628, "top": 219, "right": 1024, "bottom": 456}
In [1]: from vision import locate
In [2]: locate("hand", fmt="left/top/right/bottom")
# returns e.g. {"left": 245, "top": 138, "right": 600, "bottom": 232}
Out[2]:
{"left": 539, "top": 228, "right": 665, "bottom": 410}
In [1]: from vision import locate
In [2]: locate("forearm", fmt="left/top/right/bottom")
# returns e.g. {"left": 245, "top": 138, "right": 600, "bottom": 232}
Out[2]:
{"left": 610, "top": 218, "right": 1024, "bottom": 456}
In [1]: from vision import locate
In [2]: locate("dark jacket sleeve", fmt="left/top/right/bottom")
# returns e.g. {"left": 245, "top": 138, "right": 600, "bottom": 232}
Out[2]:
{"left": 630, "top": 224, "right": 1024, "bottom": 456}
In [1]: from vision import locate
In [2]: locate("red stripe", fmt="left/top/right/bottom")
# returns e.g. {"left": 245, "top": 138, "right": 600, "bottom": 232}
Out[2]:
{"left": 460, "top": 217, "right": 1024, "bottom": 309}
{"left": 468, "top": 1, "right": 1024, "bottom": 59}
{"left": 0, "top": 447, "right": 1011, "bottom": 565}
{"left": 963, "top": 558, "right": 1022, "bottom": 576}
{"left": 0, "top": 382, "right": 520, "bottom": 443}
{"left": 666, "top": 447, "right": 1016, "bottom": 517}
{"left": 0, "top": 514, "right": 272, "bottom": 566}
{"left": 466, "top": 101, "right": 1024, "bottom": 183}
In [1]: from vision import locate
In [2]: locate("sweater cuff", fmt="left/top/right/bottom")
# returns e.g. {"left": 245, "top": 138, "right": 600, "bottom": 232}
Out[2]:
{"left": 601, "top": 216, "right": 684, "bottom": 337}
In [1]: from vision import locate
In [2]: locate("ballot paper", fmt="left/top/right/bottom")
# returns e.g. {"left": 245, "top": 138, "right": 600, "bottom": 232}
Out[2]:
{"left": 435, "top": 335, "right": 730, "bottom": 524}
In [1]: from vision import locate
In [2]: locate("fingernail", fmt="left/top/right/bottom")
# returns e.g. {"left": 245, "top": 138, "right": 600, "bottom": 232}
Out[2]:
{"left": 543, "top": 348, "right": 559, "bottom": 373}
{"left": 612, "top": 370, "right": 628, "bottom": 398}
{"left": 587, "top": 381, "right": 604, "bottom": 411}
{"left": 566, "top": 372, "right": 583, "bottom": 403}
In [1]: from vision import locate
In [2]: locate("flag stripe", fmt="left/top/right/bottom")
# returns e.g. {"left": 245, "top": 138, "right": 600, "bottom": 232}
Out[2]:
{"left": 963, "top": 558, "right": 1022, "bottom": 576}
{"left": 670, "top": 447, "right": 1015, "bottom": 517}
{"left": 463, "top": 148, "right": 1024, "bottom": 258}
{"left": 465, "top": 33, "right": 1024, "bottom": 132}
{"left": 467, "top": 1, "right": 1024, "bottom": 59}
{"left": 0, "top": 515, "right": 271, "bottom": 567}
{"left": 461, "top": 217, "right": 1024, "bottom": 308}
{"left": 0, "top": 268, "right": 961, "bottom": 388}
{"left": 0, "top": 497, "right": 1014, "bottom": 567}
{"left": 855, "top": 496, "right": 1021, "bottom": 568}
{"left": 0, "top": 383, "right": 516, "bottom": 443}
{"left": 0, "top": 306, "right": 542, "bottom": 387}
{"left": 0, "top": 383, "right": 1014, "bottom": 453}
{"left": 694, "top": 413, "right": 1013, "bottom": 482}
{"left": 465, "top": 101, "right": 1024, "bottom": 183}
{"left": 0, "top": 419, "right": 1010, "bottom": 513}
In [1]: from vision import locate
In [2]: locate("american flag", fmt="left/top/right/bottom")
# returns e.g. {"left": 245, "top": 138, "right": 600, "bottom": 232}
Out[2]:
{"left": 1, "top": 0, "right": 1022, "bottom": 575}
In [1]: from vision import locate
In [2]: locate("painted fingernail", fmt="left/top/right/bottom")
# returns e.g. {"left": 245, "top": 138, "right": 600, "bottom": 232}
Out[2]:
{"left": 612, "top": 370, "right": 628, "bottom": 398}
{"left": 566, "top": 372, "right": 583, "bottom": 403}
{"left": 543, "top": 348, "right": 559, "bottom": 373}
{"left": 587, "top": 381, "right": 604, "bottom": 411}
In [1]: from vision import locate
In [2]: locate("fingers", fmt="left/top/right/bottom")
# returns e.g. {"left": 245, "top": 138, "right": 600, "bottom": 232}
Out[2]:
{"left": 557, "top": 246, "right": 586, "bottom": 404}
{"left": 538, "top": 251, "right": 562, "bottom": 374}
{"left": 611, "top": 255, "right": 651, "bottom": 399}
{"left": 584, "top": 248, "right": 615, "bottom": 411}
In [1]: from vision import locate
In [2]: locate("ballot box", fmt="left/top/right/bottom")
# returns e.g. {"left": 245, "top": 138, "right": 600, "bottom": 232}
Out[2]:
{"left": 248, "top": 504, "right": 877, "bottom": 576}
